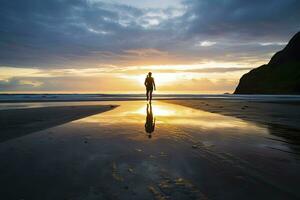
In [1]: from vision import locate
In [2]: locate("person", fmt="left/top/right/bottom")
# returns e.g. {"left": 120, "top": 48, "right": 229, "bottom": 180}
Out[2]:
{"left": 145, "top": 103, "right": 155, "bottom": 138}
{"left": 144, "top": 72, "right": 156, "bottom": 102}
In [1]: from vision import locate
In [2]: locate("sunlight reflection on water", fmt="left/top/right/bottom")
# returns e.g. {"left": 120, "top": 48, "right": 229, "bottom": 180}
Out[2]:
{"left": 77, "top": 101, "right": 267, "bottom": 133}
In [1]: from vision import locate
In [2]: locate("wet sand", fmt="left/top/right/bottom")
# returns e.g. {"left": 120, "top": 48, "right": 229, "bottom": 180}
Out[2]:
{"left": 164, "top": 99, "right": 300, "bottom": 144}
{"left": 164, "top": 99, "right": 300, "bottom": 129}
{"left": 0, "top": 101, "right": 299, "bottom": 200}
{"left": 0, "top": 105, "right": 117, "bottom": 143}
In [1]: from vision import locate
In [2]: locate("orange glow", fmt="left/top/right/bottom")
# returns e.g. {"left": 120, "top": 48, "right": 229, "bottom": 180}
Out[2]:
{"left": 78, "top": 101, "right": 267, "bottom": 132}
{"left": 0, "top": 61, "right": 255, "bottom": 94}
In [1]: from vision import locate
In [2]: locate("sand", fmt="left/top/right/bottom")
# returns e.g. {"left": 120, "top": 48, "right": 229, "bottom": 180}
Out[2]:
{"left": 0, "top": 101, "right": 300, "bottom": 199}
{"left": 1, "top": 100, "right": 300, "bottom": 199}
{"left": 164, "top": 99, "right": 300, "bottom": 141}
{"left": 0, "top": 105, "right": 117, "bottom": 143}
{"left": 164, "top": 99, "right": 300, "bottom": 128}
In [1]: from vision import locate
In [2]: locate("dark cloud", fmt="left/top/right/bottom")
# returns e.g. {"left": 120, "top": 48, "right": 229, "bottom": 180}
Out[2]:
{"left": 0, "top": 0, "right": 151, "bottom": 67}
{"left": 0, "top": 78, "right": 42, "bottom": 90}
{"left": 183, "top": 0, "right": 300, "bottom": 40}
{"left": 0, "top": 0, "right": 299, "bottom": 68}
{"left": 0, "top": 76, "right": 142, "bottom": 92}
{"left": 113, "top": 67, "right": 254, "bottom": 75}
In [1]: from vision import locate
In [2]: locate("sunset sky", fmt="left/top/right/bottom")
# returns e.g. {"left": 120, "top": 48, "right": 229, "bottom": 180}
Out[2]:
{"left": 0, "top": 0, "right": 299, "bottom": 93}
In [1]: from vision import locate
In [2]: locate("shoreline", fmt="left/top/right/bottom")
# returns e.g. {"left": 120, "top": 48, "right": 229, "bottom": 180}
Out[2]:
{"left": 1, "top": 98, "right": 300, "bottom": 104}
{"left": 1, "top": 94, "right": 300, "bottom": 103}
{"left": 2, "top": 99, "right": 300, "bottom": 144}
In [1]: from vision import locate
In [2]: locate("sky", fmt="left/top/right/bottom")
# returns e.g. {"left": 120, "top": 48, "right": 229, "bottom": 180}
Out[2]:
{"left": 0, "top": 0, "right": 299, "bottom": 93}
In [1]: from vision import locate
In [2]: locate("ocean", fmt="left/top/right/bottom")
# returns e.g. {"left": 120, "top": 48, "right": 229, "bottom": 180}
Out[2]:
{"left": 1, "top": 93, "right": 300, "bottom": 102}
{"left": 0, "top": 93, "right": 300, "bottom": 110}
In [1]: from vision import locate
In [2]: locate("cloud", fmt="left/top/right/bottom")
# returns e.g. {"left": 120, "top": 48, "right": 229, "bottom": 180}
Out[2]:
{"left": 109, "top": 67, "right": 253, "bottom": 74}
{"left": 179, "top": 67, "right": 252, "bottom": 73}
{"left": 196, "top": 41, "right": 217, "bottom": 47}
{"left": 159, "top": 78, "right": 237, "bottom": 93}
{"left": 0, "top": 74, "right": 239, "bottom": 93}
{"left": 0, "top": 78, "right": 43, "bottom": 90}
{"left": 183, "top": 0, "right": 300, "bottom": 40}
{"left": 0, "top": 0, "right": 299, "bottom": 69}
{"left": 123, "top": 48, "right": 169, "bottom": 56}
{"left": 0, "top": 76, "right": 143, "bottom": 92}
{"left": 0, "top": 0, "right": 299, "bottom": 93}
{"left": 259, "top": 42, "right": 288, "bottom": 46}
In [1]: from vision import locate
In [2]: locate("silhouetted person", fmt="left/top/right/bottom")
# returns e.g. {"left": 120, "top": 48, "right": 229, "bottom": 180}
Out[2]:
{"left": 145, "top": 103, "right": 155, "bottom": 138}
{"left": 144, "top": 72, "right": 156, "bottom": 102}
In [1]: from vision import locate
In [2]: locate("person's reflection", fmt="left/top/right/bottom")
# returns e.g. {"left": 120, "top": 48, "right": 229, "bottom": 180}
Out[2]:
{"left": 145, "top": 103, "right": 155, "bottom": 138}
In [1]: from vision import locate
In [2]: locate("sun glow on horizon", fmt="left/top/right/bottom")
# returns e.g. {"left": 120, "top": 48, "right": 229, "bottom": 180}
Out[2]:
{"left": 134, "top": 73, "right": 180, "bottom": 86}
{"left": 117, "top": 61, "right": 252, "bottom": 88}
{"left": 0, "top": 61, "right": 254, "bottom": 94}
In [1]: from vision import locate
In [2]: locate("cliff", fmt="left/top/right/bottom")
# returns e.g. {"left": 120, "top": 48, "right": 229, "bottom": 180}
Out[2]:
{"left": 234, "top": 32, "right": 300, "bottom": 94}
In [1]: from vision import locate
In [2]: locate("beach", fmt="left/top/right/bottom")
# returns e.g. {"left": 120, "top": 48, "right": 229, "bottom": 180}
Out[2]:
{"left": 164, "top": 99, "right": 300, "bottom": 143}
{"left": 2, "top": 0, "right": 300, "bottom": 199}
{"left": 0, "top": 99, "right": 300, "bottom": 199}
{"left": 0, "top": 105, "right": 117, "bottom": 143}
{"left": 164, "top": 99, "right": 300, "bottom": 129}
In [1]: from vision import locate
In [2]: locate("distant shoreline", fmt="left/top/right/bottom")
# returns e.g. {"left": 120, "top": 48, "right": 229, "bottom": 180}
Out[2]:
{"left": 1, "top": 94, "right": 300, "bottom": 103}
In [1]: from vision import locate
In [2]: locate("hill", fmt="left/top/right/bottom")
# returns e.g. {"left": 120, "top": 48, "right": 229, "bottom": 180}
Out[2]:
{"left": 234, "top": 32, "right": 300, "bottom": 94}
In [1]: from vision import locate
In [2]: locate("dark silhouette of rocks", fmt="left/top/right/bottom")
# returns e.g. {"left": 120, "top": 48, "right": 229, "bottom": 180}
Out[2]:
{"left": 234, "top": 32, "right": 300, "bottom": 94}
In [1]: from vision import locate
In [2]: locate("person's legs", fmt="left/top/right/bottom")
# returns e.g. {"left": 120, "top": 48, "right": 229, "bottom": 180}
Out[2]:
{"left": 149, "top": 89, "right": 153, "bottom": 102}
{"left": 146, "top": 89, "right": 149, "bottom": 101}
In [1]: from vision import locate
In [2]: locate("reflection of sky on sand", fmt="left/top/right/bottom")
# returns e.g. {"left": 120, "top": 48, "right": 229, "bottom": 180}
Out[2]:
{"left": 77, "top": 101, "right": 267, "bottom": 133}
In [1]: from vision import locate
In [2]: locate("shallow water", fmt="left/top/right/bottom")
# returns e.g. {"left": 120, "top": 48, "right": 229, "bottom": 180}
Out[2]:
{"left": 0, "top": 101, "right": 299, "bottom": 200}
{"left": 1, "top": 93, "right": 300, "bottom": 105}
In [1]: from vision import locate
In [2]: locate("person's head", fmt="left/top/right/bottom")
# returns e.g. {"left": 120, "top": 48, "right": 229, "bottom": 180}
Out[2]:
{"left": 148, "top": 72, "right": 152, "bottom": 77}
